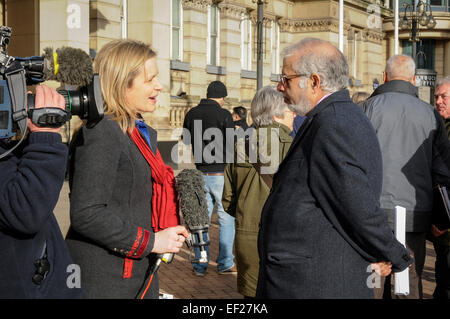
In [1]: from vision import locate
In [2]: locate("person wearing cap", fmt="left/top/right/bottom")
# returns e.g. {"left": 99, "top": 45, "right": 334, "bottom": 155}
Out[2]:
{"left": 182, "top": 81, "right": 237, "bottom": 276}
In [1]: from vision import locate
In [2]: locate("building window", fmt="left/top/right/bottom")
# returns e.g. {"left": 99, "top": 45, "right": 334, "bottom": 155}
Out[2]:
{"left": 402, "top": 39, "right": 435, "bottom": 70}
{"left": 429, "top": 0, "right": 449, "bottom": 11}
{"left": 241, "top": 13, "right": 252, "bottom": 71}
{"left": 171, "top": 0, "right": 183, "bottom": 61}
{"left": 270, "top": 20, "right": 280, "bottom": 75}
{"left": 393, "top": 0, "right": 449, "bottom": 11}
{"left": 207, "top": 3, "right": 220, "bottom": 66}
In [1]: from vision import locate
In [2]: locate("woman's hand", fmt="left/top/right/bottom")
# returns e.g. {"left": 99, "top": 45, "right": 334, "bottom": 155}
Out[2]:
{"left": 151, "top": 225, "right": 190, "bottom": 254}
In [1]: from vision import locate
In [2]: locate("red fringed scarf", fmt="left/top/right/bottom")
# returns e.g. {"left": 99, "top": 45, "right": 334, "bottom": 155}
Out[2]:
{"left": 122, "top": 127, "right": 179, "bottom": 279}
{"left": 128, "top": 126, "right": 180, "bottom": 232}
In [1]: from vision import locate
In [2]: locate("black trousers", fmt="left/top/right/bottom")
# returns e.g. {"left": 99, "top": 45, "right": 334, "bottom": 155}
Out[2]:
{"left": 433, "top": 243, "right": 450, "bottom": 299}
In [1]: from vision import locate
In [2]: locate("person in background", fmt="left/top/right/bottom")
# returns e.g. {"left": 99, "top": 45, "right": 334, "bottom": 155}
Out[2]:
{"left": 434, "top": 76, "right": 450, "bottom": 138}
{"left": 430, "top": 76, "right": 450, "bottom": 299}
{"left": 222, "top": 86, "right": 294, "bottom": 298}
{"left": 66, "top": 39, "right": 188, "bottom": 299}
{"left": 351, "top": 91, "right": 370, "bottom": 107}
{"left": 363, "top": 55, "right": 450, "bottom": 299}
{"left": 232, "top": 106, "right": 249, "bottom": 131}
{"left": 182, "top": 81, "right": 237, "bottom": 276}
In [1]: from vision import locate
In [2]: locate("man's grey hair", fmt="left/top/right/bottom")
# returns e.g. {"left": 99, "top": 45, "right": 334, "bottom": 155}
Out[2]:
{"left": 282, "top": 38, "right": 349, "bottom": 92}
{"left": 251, "top": 86, "right": 288, "bottom": 128}
{"left": 436, "top": 76, "right": 450, "bottom": 89}
{"left": 385, "top": 55, "right": 416, "bottom": 81}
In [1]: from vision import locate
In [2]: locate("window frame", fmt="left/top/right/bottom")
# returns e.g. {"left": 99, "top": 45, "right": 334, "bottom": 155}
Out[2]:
{"left": 207, "top": 3, "right": 221, "bottom": 66}
{"left": 170, "top": 0, "right": 184, "bottom": 61}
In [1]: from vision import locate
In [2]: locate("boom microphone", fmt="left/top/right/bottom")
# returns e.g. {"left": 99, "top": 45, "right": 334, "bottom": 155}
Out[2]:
{"left": 21, "top": 47, "right": 103, "bottom": 129}
{"left": 41, "top": 46, "right": 93, "bottom": 86}
{"left": 175, "top": 169, "right": 210, "bottom": 263}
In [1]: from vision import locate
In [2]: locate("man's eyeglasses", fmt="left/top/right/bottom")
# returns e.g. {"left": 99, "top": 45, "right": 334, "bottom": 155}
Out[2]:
{"left": 279, "top": 73, "right": 309, "bottom": 87}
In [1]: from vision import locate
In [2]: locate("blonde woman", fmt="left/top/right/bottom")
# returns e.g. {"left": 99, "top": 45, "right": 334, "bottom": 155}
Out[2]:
{"left": 66, "top": 40, "right": 188, "bottom": 299}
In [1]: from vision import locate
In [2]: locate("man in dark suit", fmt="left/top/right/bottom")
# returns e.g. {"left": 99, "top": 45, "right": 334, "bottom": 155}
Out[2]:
{"left": 256, "top": 38, "right": 413, "bottom": 299}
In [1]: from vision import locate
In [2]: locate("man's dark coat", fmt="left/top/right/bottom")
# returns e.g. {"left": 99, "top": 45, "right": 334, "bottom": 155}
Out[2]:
{"left": 256, "top": 90, "right": 413, "bottom": 299}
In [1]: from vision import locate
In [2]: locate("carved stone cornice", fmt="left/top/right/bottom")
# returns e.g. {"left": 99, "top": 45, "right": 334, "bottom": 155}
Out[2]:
{"left": 182, "top": 0, "right": 213, "bottom": 11}
{"left": 362, "top": 29, "right": 384, "bottom": 44}
{"left": 218, "top": 2, "right": 247, "bottom": 19}
{"left": 279, "top": 18, "right": 351, "bottom": 34}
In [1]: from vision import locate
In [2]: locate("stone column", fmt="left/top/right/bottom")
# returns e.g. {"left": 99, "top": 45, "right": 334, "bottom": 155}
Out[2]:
{"left": 218, "top": 2, "right": 245, "bottom": 105}
{"left": 5, "top": 0, "right": 39, "bottom": 56}
{"left": 40, "top": 0, "right": 90, "bottom": 142}
{"left": 128, "top": 0, "right": 172, "bottom": 139}
{"left": 182, "top": 0, "right": 211, "bottom": 99}
{"left": 444, "top": 40, "right": 450, "bottom": 77}
{"left": 89, "top": 0, "right": 121, "bottom": 52}
{"left": 40, "top": 0, "right": 90, "bottom": 52}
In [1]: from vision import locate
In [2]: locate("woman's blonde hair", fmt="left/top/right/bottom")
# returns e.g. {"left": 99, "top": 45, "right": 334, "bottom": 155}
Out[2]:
{"left": 94, "top": 39, "right": 157, "bottom": 132}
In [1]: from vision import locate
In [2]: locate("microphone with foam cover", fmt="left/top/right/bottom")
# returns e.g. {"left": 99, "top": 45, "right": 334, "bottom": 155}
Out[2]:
{"left": 22, "top": 46, "right": 103, "bottom": 129}
{"left": 175, "top": 169, "right": 210, "bottom": 263}
{"left": 41, "top": 46, "right": 93, "bottom": 86}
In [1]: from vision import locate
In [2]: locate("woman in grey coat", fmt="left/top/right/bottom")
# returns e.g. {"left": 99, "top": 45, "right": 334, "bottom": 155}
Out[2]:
{"left": 66, "top": 40, "right": 188, "bottom": 299}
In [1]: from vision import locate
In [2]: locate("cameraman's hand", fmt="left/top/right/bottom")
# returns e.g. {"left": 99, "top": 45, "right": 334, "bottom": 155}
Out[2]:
{"left": 151, "top": 225, "right": 189, "bottom": 254}
{"left": 27, "top": 85, "right": 65, "bottom": 133}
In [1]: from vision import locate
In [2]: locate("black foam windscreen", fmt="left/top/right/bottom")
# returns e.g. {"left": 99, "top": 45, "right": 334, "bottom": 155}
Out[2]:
{"left": 42, "top": 47, "right": 93, "bottom": 86}
{"left": 175, "top": 169, "right": 209, "bottom": 228}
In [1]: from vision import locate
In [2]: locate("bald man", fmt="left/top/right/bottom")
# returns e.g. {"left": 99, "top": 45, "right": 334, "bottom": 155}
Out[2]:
{"left": 363, "top": 55, "right": 450, "bottom": 299}
{"left": 256, "top": 39, "right": 412, "bottom": 299}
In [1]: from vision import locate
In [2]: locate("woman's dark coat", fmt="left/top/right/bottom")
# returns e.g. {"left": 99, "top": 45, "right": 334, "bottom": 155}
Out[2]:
{"left": 66, "top": 117, "right": 159, "bottom": 299}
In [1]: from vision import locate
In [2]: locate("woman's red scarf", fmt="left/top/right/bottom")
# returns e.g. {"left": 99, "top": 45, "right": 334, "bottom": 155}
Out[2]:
{"left": 128, "top": 126, "right": 180, "bottom": 232}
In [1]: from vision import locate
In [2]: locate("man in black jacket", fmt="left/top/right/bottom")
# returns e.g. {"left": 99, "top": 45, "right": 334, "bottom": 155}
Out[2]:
{"left": 256, "top": 38, "right": 412, "bottom": 299}
{"left": 0, "top": 85, "right": 82, "bottom": 298}
{"left": 183, "top": 81, "right": 236, "bottom": 276}
{"left": 363, "top": 55, "right": 450, "bottom": 299}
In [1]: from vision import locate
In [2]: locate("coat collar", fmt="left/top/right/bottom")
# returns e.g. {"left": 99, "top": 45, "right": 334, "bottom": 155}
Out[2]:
{"left": 280, "top": 89, "right": 351, "bottom": 165}
{"left": 369, "top": 80, "right": 419, "bottom": 99}
{"left": 198, "top": 98, "right": 222, "bottom": 108}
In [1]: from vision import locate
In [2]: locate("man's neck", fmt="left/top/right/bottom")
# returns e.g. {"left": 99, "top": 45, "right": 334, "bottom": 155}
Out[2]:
{"left": 209, "top": 98, "right": 223, "bottom": 107}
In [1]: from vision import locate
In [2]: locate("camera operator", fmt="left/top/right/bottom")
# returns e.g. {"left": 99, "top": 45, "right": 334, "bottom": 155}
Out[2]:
{"left": 0, "top": 85, "right": 82, "bottom": 298}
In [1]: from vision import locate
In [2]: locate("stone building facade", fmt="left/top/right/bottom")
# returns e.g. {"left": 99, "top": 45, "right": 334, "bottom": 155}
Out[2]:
{"left": 2, "top": 0, "right": 449, "bottom": 141}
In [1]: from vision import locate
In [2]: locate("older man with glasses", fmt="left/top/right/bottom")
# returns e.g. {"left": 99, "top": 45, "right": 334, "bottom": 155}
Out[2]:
{"left": 431, "top": 76, "right": 450, "bottom": 299}
{"left": 256, "top": 38, "right": 413, "bottom": 299}
{"left": 435, "top": 76, "right": 450, "bottom": 138}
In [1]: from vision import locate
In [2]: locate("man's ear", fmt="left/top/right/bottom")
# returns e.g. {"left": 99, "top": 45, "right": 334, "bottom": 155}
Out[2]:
{"left": 311, "top": 74, "right": 321, "bottom": 91}
{"left": 383, "top": 71, "right": 388, "bottom": 83}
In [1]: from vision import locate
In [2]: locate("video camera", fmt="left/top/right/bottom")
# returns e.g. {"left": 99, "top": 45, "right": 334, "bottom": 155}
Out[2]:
{"left": 0, "top": 26, "right": 103, "bottom": 141}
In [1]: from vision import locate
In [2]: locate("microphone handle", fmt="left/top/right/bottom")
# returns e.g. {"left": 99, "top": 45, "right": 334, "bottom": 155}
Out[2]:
{"left": 159, "top": 252, "right": 174, "bottom": 264}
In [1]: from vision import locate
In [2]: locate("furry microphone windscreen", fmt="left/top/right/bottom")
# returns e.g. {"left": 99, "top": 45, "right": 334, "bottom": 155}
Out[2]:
{"left": 42, "top": 47, "right": 93, "bottom": 86}
{"left": 175, "top": 169, "right": 210, "bottom": 228}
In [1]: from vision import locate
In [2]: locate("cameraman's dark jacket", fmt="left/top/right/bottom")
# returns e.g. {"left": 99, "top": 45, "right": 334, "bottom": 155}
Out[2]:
{"left": 0, "top": 132, "right": 81, "bottom": 298}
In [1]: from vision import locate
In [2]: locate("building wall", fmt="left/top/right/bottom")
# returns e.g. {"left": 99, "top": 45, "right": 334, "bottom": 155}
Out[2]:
{"left": 1, "top": 0, "right": 449, "bottom": 141}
